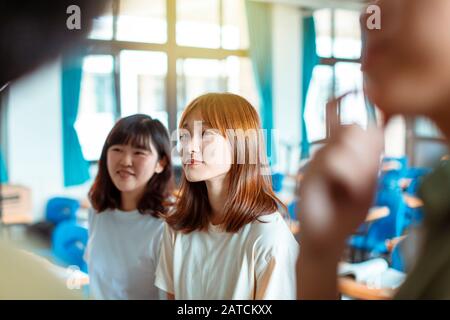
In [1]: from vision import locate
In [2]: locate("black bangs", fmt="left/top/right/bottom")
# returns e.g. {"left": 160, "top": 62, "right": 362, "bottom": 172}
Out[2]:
{"left": 106, "top": 115, "right": 154, "bottom": 151}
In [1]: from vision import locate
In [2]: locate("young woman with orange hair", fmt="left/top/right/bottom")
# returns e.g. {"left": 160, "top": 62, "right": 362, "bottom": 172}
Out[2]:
{"left": 155, "top": 93, "right": 299, "bottom": 299}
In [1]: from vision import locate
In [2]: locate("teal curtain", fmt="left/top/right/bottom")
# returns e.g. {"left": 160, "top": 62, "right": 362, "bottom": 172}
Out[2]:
{"left": 300, "top": 14, "right": 319, "bottom": 159}
{"left": 0, "top": 150, "right": 7, "bottom": 183}
{"left": 62, "top": 53, "right": 90, "bottom": 187}
{"left": 245, "top": 0, "right": 275, "bottom": 165}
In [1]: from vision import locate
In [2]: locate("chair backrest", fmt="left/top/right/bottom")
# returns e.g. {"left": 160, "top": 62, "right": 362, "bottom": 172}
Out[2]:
{"left": 51, "top": 220, "right": 88, "bottom": 272}
{"left": 45, "top": 197, "right": 80, "bottom": 225}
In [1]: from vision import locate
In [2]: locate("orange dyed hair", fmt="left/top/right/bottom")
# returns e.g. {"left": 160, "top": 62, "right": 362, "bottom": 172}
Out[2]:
{"left": 166, "top": 92, "right": 285, "bottom": 233}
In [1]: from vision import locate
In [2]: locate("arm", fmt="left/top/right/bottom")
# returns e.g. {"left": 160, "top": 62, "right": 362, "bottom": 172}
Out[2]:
{"left": 297, "top": 126, "right": 384, "bottom": 300}
{"left": 154, "top": 223, "right": 176, "bottom": 298}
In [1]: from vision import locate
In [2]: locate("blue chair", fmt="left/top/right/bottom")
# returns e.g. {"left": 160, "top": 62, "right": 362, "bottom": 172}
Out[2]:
{"left": 396, "top": 167, "right": 432, "bottom": 237}
{"left": 45, "top": 197, "right": 80, "bottom": 225}
{"left": 348, "top": 157, "right": 409, "bottom": 256}
{"left": 271, "top": 173, "right": 285, "bottom": 193}
{"left": 52, "top": 220, "right": 88, "bottom": 273}
{"left": 391, "top": 241, "right": 406, "bottom": 272}
{"left": 287, "top": 201, "right": 298, "bottom": 221}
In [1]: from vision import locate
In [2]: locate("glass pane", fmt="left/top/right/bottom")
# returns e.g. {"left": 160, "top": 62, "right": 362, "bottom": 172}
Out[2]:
{"left": 335, "top": 62, "right": 367, "bottom": 128}
{"left": 225, "top": 56, "right": 258, "bottom": 113}
{"left": 314, "top": 9, "right": 332, "bottom": 58}
{"left": 88, "top": 0, "right": 113, "bottom": 40}
{"left": 415, "top": 117, "right": 443, "bottom": 138}
{"left": 117, "top": 0, "right": 166, "bottom": 43}
{"left": 334, "top": 9, "right": 362, "bottom": 59}
{"left": 120, "top": 50, "right": 168, "bottom": 128}
{"left": 177, "top": 58, "right": 224, "bottom": 123}
{"left": 222, "top": 0, "right": 249, "bottom": 50}
{"left": 76, "top": 55, "right": 116, "bottom": 161}
{"left": 177, "top": 0, "right": 220, "bottom": 48}
{"left": 304, "top": 65, "right": 333, "bottom": 141}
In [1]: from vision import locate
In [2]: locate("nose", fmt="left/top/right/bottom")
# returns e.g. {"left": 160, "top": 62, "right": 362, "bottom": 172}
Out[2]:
{"left": 187, "top": 133, "right": 201, "bottom": 154}
{"left": 182, "top": 126, "right": 202, "bottom": 156}
{"left": 119, "top": 151, "right": 133, "bottom": 167}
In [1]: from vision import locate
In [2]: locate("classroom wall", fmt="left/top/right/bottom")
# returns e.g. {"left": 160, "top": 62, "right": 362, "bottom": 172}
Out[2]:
{"left": 6, "top": 59, "right": 92, "bottom": 221}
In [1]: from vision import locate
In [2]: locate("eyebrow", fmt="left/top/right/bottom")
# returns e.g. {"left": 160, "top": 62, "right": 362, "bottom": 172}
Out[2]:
{"left": 181, "top": 120, "right": 210, "bottom": 129}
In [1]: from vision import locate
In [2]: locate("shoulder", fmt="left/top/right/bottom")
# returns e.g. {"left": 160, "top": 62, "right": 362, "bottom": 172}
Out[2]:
{"left": 247, "top": 212, "right": 299, "bottom": 262}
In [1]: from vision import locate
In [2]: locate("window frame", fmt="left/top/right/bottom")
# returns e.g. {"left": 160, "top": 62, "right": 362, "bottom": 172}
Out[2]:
{"left": 307, "top": 8, "right": 361, "bottom": 149}
{"left": 79, "top": 0, "right": 251, "bottom": 163}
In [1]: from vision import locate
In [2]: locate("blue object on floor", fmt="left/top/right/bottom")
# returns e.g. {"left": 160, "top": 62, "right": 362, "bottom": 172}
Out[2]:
{"left": 45, "top": 197, "right": 80, "bottom": 225}
{"left": 52, "top": 220, "right": 88, "bottom": 273}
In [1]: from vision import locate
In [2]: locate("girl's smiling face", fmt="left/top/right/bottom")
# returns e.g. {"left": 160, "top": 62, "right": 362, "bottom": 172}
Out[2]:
{"left": 107, "top": 143, "right": 164, "bottom": 196}
{"left": 179, "top": 107, "right": 233, "bottom": 182}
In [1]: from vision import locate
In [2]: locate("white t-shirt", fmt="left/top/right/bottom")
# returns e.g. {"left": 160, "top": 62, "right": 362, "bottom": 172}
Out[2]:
{"left": 86, "top": 208, "right": 164, "bottom": 300}
{"left": 155, "top": 211, "right": 299, "bottom": 299}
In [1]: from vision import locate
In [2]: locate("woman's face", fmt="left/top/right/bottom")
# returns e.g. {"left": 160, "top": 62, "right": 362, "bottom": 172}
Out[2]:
{"left": 107, "top": 143, "right": 164, "bottom": 195}
{"left": 179, "top": 108, "right": 233, "bottom": 183}
{"left": 362, "top": 0, "right": 450, "bottom": 118}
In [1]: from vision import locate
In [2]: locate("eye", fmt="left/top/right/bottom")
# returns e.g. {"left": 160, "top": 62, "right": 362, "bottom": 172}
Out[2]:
{"left": 134, "top": 150, "right": 147, "bottom": 156}
{"left": 111, "top": 147, "right": 122, "bottom": 152}
{"left": 202, "top": 129, "right": 216, "bottom": 137}
{"left": 179, "top": 132, "right": 190, "bottom": 141}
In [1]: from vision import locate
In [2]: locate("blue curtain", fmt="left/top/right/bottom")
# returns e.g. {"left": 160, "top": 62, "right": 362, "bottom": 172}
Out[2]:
{"left": 245, "top": 0, "right": 275, "bottom": 165}
{"left": 0, "top": 150, "right": 8, "bottom": 183}
{"left": 62, "top": 53, "right": 90, "bottom": 187}
{"left": 300, "top": 14, "right": 319, "bottom": 159}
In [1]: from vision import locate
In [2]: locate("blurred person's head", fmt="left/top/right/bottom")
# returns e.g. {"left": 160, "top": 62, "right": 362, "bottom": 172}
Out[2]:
{"left": 0, "top": 1, "right": 107, "bottom": 86}
{"left": 362, "top": 0, "right": 450, "bottom": 123}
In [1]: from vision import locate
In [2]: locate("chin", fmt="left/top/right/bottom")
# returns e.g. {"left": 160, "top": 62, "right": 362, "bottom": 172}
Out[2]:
{"left": 112, "top": 182, "right": 136, "bottom": 193}
{"left": 184, "top": 173, "right": 207, "bottom": 182}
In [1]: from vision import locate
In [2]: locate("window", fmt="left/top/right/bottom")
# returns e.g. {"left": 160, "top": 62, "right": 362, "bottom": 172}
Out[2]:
{"left": 305, "top": 8, "right": 364, "bottom": 146}
{"left": 76, "top": 0, "right": 257, "bottom": 162}
{"left": 120, "top": 50, "right": 168, "bottom": 128}
{"left": 76, "top": 55, "right": 116, "bottom": 161}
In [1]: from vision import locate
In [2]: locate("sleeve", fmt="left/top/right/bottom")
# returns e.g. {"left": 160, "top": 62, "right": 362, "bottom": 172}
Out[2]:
{"left": 154, "top": 222, "right": 176, "bottom": 295}
{"left": 254, "top": 242, "right": 299, "bottom": 300}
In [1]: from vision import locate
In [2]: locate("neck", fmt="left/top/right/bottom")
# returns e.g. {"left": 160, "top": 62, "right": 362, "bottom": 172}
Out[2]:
{"left": 120, "top": 189, "right": 142, "bottom": 212}
{"left": 205, "top": 174, "right": 229, "bottom": 225}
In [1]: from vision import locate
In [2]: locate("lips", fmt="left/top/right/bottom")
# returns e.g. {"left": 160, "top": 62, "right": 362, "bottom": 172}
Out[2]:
{"left": 183, "top": 159, "right": 204, "bottom": 166}
{"left": 117, "top": 169, "right": 135, "bottom": 178}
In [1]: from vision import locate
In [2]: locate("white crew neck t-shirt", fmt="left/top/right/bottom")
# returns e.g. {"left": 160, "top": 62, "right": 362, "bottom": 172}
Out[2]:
{"left": 86, "top": 208, "right": 164, "bottom": 300}
{"left": 155, "top": 211, "right": 299, "bottom": 299}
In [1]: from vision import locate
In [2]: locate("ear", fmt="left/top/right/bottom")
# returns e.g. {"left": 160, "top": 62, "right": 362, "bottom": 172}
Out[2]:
{"left": 155, "top": 157, "right": 167, "bottom": 174}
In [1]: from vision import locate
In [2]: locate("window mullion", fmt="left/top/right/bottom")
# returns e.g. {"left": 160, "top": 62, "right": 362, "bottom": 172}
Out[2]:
{"left": 167, "top": 0, "right": 177, "bottom": 134}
